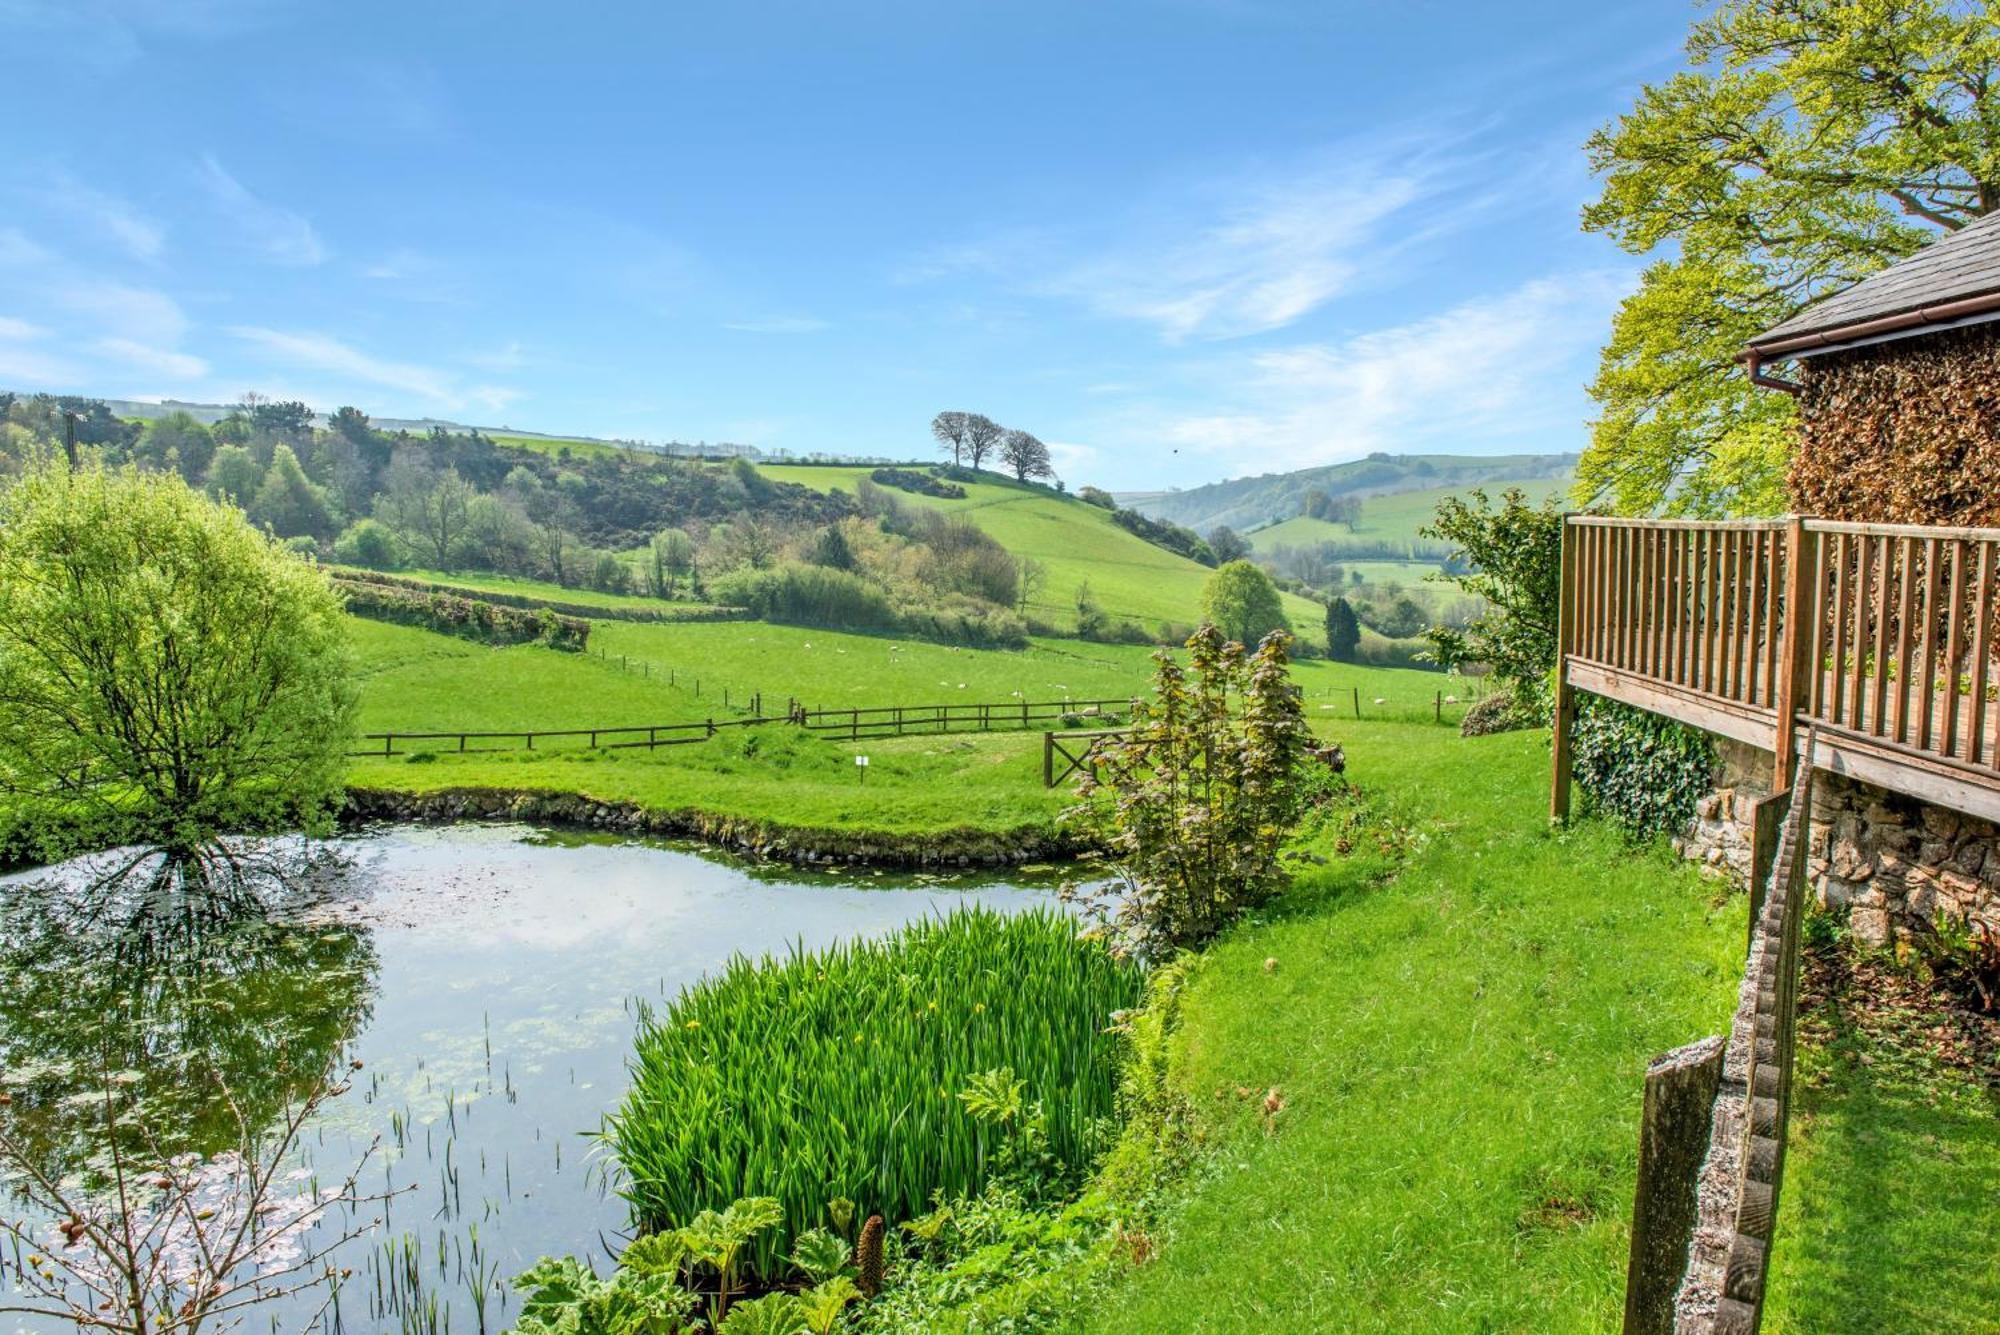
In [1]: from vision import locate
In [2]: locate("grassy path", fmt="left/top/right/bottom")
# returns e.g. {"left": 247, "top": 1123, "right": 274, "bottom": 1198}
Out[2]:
{"left": 1080, "top": 722, "right": 1747, "bottom": 1331}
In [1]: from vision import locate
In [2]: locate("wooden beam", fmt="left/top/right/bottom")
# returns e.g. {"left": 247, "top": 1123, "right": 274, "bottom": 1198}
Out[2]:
{"left": 1552, "top": 517, "right": 1578, "bottom": 823}
{"left": 1774, "top": 519, "right": 1811, "bottom": 791}
{"left": 1566, "top": 660, "right": 1779, "bottom": 751}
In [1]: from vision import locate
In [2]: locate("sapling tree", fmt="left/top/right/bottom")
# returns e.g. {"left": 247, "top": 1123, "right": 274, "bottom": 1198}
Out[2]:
{"left": 1420, "top": 487, "right": 1563, "bottom": 707}
{"left": 1066, "top": 625, "right": 1312, "bottom": 952}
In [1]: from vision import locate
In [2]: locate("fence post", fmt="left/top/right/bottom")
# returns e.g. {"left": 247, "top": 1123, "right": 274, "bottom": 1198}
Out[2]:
{"left": 1773, "top": 518, "right": 1812, "bottom": 792}
{"left": 707, "top": 717, "right": 716, "bottom": 737}
{"left": 1621, "top": 1036, "right": 1725, "bottom": 1335}
{"left": 1435, "top": 690, "right": 1442, "bottom": 723}
{"left": 1043, "top": 731, "right": 1054, "bottom": 787}
{"left": 1551, "top": 515, "right": 1578, "bottom": 823}
{"left": 1351, "top": 687, "right": 1360, "bottom": 719}
{"left": 384, "top": 733, "right": 395, "bottom": 757}
{"left": 459, "top": 733, "right": 467, "bottom": 753}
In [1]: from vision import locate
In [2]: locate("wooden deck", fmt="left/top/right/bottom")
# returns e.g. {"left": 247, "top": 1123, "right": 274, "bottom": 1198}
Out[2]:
{"left": 1552, "top": 517, "right": 2000, "bottom": 824}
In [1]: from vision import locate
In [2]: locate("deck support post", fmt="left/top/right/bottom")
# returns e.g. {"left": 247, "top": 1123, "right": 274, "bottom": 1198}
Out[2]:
{"left": 1621, "top": 1036, "right": 1725, "bottom": 1335}
{"left": 1773, "top": 519, "right": 1813, "bottom": 792}
{"left": 1551, "top": 515, "right": 1577, "bottom": 822}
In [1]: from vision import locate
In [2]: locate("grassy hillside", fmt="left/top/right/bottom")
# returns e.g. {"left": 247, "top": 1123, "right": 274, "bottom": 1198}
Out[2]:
{"left": 1248, "top": 476, "right": 1573, "bottom": 558}
{"left": 1128, "top": 451, "right": 1576, "bottom": 534}
{"left": 755, "top": 465, "right": 1324, "bottom": 634}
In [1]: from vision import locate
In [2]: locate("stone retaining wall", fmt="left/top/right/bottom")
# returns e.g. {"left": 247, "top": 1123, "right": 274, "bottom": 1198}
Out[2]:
{"left": 1675, "top": 739, "right": 2000, "bottom": 945}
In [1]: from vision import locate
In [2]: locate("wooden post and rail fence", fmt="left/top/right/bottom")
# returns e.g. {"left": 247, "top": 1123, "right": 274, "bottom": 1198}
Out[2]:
{"left": 1552, "top": 515, "right": 2000, "bottom": 825}
{"left": 352, "top": 696, "right": 1135, "bottom": 758}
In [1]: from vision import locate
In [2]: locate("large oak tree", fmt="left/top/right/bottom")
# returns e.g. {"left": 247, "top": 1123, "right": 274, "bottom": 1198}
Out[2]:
{"left": 1582, "top": 0, "right": 2000, "bottom": 516}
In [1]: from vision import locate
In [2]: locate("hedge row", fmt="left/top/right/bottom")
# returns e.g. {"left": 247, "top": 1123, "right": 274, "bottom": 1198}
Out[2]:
{"left": 335, "top": 579, "right": 592, "bottom": 651}
{"left": 326, "top": 566, "right": 750, "bottom": 624}
{"left": 870, "top": 466, "right": 967, "bottom": 499}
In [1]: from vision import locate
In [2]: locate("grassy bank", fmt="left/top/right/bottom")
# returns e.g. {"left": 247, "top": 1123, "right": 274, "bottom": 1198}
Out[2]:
{"left": 1074, "top": 721, "right": 1746, "bottom": 1331}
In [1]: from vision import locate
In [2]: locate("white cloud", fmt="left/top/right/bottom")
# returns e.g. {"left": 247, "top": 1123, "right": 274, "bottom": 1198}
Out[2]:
{"left": 52, "top": 281, "right": 188, "bottom": 344}
{"left": 0, "top": 315, "right": 49, "bottom": 340}
{"left": 1133, "top": 269, "right": 1632, "bottom": 469}
{"left": 462, "top": 340, "right": 527, "bottom": 372}
{"left": 93, "top": 336, "right": 208, "bottom": 380}
{"left": 1046, "top": 439, "right": 1101, "bottom": 479}
{"left": 0, "top": 343, "right": 81, "bottom": 386}
{"left": 228, "top": 325, "right": 518, "bottom": 415}
{"left": 196, "top": 154, "right": 327, "bottom": 266}
{"left": 723, "top": 316, "right": 829, "bottom": 334}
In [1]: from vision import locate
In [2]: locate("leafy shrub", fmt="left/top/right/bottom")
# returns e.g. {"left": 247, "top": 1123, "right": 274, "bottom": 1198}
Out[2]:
{"left": 335, "top": 579, "right": 590, "bottom": 651}
{"left": 870, "top": 466, "right": 966, "bottom": 499}
{"left": 1109, "top": 507, "right": 1216, "bottom": 566}
{"left": 328, "top": 567, "right": 748, "bottom": 624}
{"left": 1909, "top": 911, "right": 1999, "bottom": 1012}
{"left": 1065, "top": 626, "right": 1311, "bottom": 952}
{"left": 711, "top": 561, "right": 902, "bottom": 633}
{"left": 605, "top": 907, "right": 1141, "bottom": 1283}
{"left": 1571, "top": 695, "right": 1714, "bottom": 840}
{"left": 1422, "top": 487, "right": 1563, "bottom": 698}
{"left": 1459, "top": 690, "right": 1544, "bottom": 737}
{"left": 1076, "top": 485, "right": 1117, "bottom": 510}
{"left": 332, "top": 517, "right": 400, "bottom": 569}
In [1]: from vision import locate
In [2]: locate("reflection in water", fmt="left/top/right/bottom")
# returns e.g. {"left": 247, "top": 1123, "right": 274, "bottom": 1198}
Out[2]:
{"left": 0, "top": 825, "right": 1057, "bottom": 1333}
{"left": 0, "top": 845, "right": 377, "bottom": 1182}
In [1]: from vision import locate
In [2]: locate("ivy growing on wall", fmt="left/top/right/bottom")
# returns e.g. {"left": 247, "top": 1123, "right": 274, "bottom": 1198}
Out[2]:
{"left": 1571, "top": 695, "right": 1716, "bottom": 842}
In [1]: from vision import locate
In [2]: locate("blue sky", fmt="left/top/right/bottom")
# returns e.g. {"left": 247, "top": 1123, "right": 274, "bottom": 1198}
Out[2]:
{"left": 0, "top": 0, "right": 1687, "bottom": 490}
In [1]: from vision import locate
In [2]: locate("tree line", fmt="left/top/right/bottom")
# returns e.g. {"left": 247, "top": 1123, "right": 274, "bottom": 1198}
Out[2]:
{"left": 928, "top": 411, "right": 1055, "bottom": 483}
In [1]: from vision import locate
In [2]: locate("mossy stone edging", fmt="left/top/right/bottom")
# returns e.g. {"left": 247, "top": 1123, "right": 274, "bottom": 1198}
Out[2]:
{"left": 340, "top": 785, "right": 1083, "bottom": 868}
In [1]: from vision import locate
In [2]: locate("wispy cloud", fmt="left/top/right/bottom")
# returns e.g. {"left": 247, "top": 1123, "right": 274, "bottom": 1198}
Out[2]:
{"left": 1117, "top": 268, "right": 1630, "bottom": 470}
{"left": 723, "top": 315, "right": 829, "bottom": 334}
{"left": 228, "top": 325, "right": 519, "bottom": 414}
{"left": 0, "top": 343, "right": 81, "bottom": 386}
{"left": 904, "top": 134, "right": 1506, "bottom": 343}
{"left": 52, "top": 280, "right": 188, "bottom": 344}
{"left": 46, "top": 171, "right": 164, "bottom": 260}
{"left": 0, "top": 315, "right": 50, "bottom": 341}
{"left": 93, "top": 336, "right": 207, "bottom": 380}
{"left": 196, "top": 154, "right": 327, "bottom": 266}
{"left": 0, "top": 229, "right": 51, "bottom": 267}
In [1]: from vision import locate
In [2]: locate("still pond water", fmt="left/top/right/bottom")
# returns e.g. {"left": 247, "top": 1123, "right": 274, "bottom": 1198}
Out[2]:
{"left": 0, "top": 824, "right": 1059, "bottom": 1333}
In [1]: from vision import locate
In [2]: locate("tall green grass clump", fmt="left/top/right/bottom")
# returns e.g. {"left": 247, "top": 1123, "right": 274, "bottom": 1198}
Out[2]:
{"left": 606, "top": 906, "right": 1140, "bottom": 1277}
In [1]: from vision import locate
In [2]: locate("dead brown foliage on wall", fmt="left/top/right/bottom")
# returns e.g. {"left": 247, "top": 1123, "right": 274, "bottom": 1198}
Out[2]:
{"left": 1792, "top": 323, "right": 2000, "bottom": 526}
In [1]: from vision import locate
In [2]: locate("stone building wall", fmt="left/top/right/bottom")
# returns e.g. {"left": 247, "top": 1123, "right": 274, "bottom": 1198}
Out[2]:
{"left": 1674, "top": 738, "right": 2000, "bottom": 946}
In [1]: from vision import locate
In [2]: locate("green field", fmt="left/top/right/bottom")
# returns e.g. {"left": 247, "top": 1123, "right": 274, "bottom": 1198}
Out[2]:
{"left": 488, "top": 432, "right": 636, "bottom": 461}
{"left": 379, "top": 565, "right": 724, "bottom": 615}
{"left": 755, "top": 465, "right": 1325, "bottom": 634}
{"left": 1248, "top": 477, "right": 1572, "bottom": 558}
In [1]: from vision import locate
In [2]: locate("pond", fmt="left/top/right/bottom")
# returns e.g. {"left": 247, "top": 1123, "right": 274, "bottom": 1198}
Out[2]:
{"left": 0, "top": 824, "right": 1062, "bottom": 1333}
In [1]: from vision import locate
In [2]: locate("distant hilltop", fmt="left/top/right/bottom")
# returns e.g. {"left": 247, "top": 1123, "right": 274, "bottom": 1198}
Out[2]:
{"left": 90, "top": 398, "right": 896, "bottom": 465}
{"left": 1117, "top": 451, "right": 1578, "bottom": 534}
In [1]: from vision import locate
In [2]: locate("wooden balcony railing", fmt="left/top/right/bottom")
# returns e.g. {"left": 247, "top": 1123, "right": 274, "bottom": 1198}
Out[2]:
{"left": 1552, "top": 516, "right": 2000, "bottom": 823}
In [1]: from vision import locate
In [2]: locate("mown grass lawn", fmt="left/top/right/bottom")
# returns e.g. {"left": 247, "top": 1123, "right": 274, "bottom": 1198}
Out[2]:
{"left": 1079, "top": 720, "right": 1748, "bottom": 1332}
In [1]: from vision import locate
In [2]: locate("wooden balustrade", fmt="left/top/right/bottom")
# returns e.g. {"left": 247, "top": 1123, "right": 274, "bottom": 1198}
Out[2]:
{"left": 1554, "top": 516, "right": 2000, "bottom": 823}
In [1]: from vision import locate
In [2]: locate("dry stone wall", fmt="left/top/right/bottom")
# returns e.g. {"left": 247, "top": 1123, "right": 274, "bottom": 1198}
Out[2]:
{"left": 1675, "top": 740, "right": 2000, "bottom": 946}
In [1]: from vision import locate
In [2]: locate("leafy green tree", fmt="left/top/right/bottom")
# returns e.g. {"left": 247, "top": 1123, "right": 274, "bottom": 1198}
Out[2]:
{"left": 332, "top": 517, "right": 401, "bottom": 569}
{"left": 649, "top": 528, "right": 696, "bottom": 597}
{"left": 1067, "top": 626, "right": 1311, "bottom": 952}
{"left": 1581, "top": 0, "right": 2000, "bottom": 514}
{"left": 206, "top": 443, "right": 264, "bottom": 505}
{"left": 1421, "top": 488, "right": 1563, "bottom": 703}
{"left": 138, "top": 411, "right": 216, "bottom": 483}
{"left": 999, "top": 428, "right": 1053, "bottom": 482}
{"left": 248, "top": 443, "right": 335, "bottom": 540}
{"left": 1324, "top": 595, "right": 1361, "bottom": 661}
{"left": 0, "top": 461, "right": 355, "bottom": 857}
{"left": 808, "top": 524, "right": 855, "bottom": 571}
{"left": 1207, "top": 525, "right": 1250, "bottom": 563}
{"left": 375, "top": 456, "right": 475, "bottom": 570}
{"left": 1198, "top": 560, "right": 1289, "bottom": 646}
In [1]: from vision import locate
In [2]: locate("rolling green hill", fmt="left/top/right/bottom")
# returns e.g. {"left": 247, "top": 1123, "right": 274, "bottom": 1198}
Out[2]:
{"left": 1247, "top": 476, "right": 1574, "bottom": 558}
{"left": 753, "top": 465, "right": 1326, "bottom": 635}
{"left": 1126, "top": 452, "right": 1577, "bottom": 534}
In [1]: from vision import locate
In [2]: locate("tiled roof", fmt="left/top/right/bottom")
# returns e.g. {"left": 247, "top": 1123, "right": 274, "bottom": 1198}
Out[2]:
{"left": 1749, "top": 210, "right": 2000, "bottom": 349}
